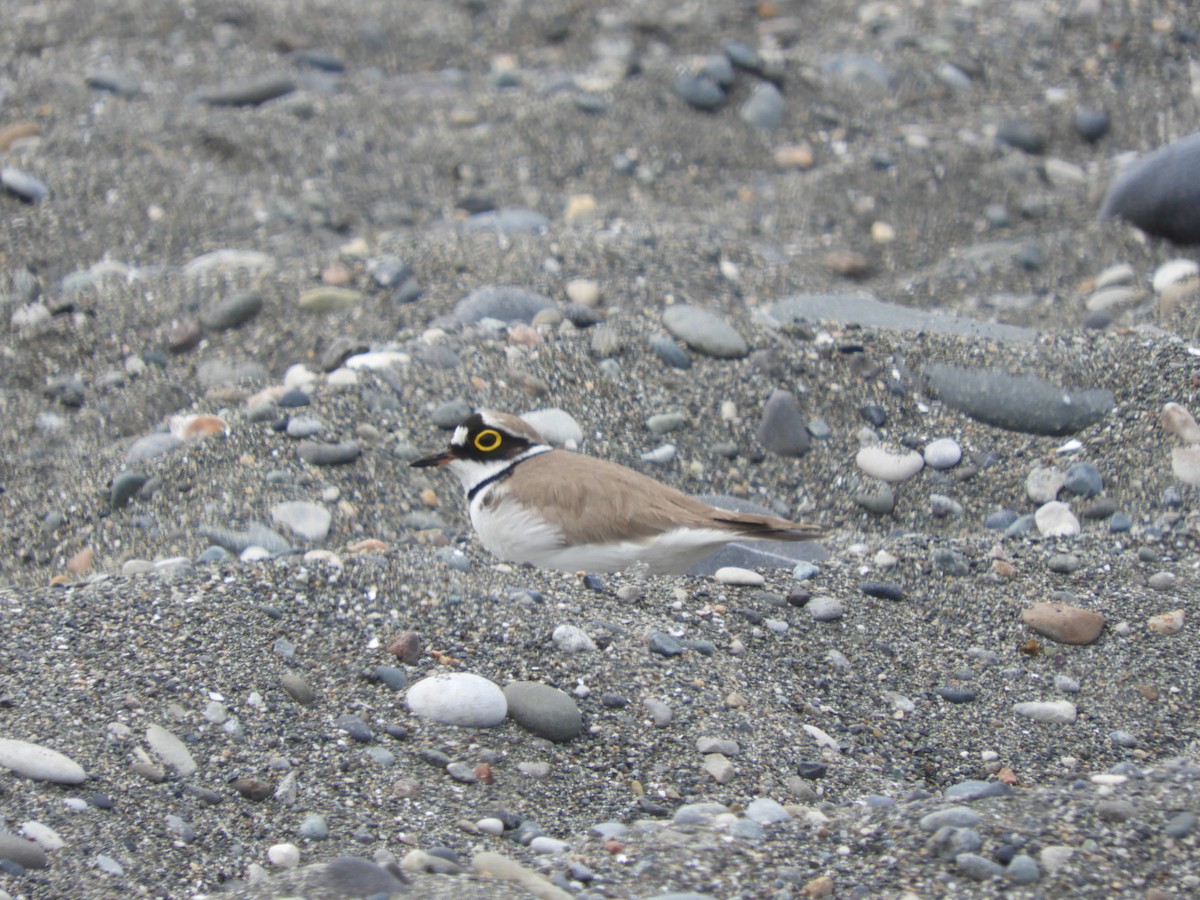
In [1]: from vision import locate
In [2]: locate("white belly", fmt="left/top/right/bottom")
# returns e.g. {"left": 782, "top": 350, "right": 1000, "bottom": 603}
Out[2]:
{"left": 469, "top": 491, "right": 732, "bottom": 573}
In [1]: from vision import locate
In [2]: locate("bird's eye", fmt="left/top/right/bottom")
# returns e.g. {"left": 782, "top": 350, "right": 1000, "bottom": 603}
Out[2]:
{"left": 473, "top": 429, "right": 503, "bottom": 452}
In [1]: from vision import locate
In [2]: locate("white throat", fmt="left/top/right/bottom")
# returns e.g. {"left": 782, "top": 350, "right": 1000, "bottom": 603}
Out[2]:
{"left": 449, "top": 444, "right": 552, "bottom": 499}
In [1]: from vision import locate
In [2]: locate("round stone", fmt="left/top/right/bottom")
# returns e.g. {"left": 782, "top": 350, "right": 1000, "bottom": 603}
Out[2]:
{"left": 502, "top": 681, "right": 583, "bottom": 742}
{"left": 661, "top": 305, "right": 748, "bottom": 358}
{"left": 806, "top": 596, "right": 844, "bottom": 622}
{"left": 406, "top": 673, "right": 507, "bottom": 728}
{"left": 855, "top": 445, "right": 924, "bottom": 482}
{"left": 1034, "top": 501, "right": 1080, "bottom": 537}
{"left": 923, "top": 438, "right": 962, "bottom": 469}
{"left": 271, "top": 501, "right": 332, "bottom": 541}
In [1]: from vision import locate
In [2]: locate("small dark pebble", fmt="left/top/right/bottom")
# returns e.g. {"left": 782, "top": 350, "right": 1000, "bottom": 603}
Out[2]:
{"left": 649, "top": 335, "right": 692, "bottom": 369}
{"left": 859, "top": 404, "right": 888, "bottom": 427}
{"left": 1074, "top": 107, "right": 1110, "bottom": 142}
{"left": 796, "top": 761, "right": 828, "bottom": 779}
{"left": 337, "top": 714, "right": 374, "bottom": 743}
{"left": 996, "top": 118, "right": 1046, "bottom": 154}
{"left": 231, "top": 777, "right": 273, "bottom": 801}
{"left": 278, "top": 389, "right": 311, "bottom": 408}
{"left": 601, "top": 692, "right": 629, "bottom": 708}
{"left": 582, "top": 573, "right": 606, "bottom": 592}
{"left": 860, "top": 581, "right": 904, "bottom": 601}
{"left": 370, "top": 666, "right": 407, "bottom": 691}
{"left": 88, "top": 794, "right": 115, "bottom": 810}
{"left": 786, "top": 588, "right": 812, "bottom": 607}
{"left": 648, "top": 632, "right": 686, "bottom": 657}
{"left": 111, "top": 472, "right": 149, "bottom": 510}
{"left": 673, "top": 73, "right": 725, "bottom": 111}
{"left": 298, "top": 440, "right": 361, "bottom": 466}
{"left": 195, "top": 73, "right": 297, "bottom": 107}
{"left": 936, "top": 687, "right": 978, "bottom": 703}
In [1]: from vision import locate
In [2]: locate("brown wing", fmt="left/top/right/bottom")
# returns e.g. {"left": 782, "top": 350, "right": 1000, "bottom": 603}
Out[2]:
{"left": 506, "top": 450, "right": 823, "bottom": 545}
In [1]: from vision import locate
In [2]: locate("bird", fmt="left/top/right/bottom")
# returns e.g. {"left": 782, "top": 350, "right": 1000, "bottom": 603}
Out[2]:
{"left": 411, "top": 410, "right": 825, "bottom": 574}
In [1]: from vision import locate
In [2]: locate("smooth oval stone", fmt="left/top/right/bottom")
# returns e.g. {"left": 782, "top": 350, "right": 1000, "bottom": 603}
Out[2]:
{"left": 1034, "top": 501, "right": 1080, "bottom": 537}
{"left": 461, "top": 208, "right": 549, "bottom": 233}
{"left": 146, "top": 724, "right": 197, "bottom": 776}
{"left": 195, "top": 73, "right": 296, "bottom": 106}
{"left": 502, "top": 682, "right": 582, "bottom": 742}
{"left": 407, "top": 673, "right": 507, "bottom": 727}
{"left": 1023, "top": 601, "right": 1104, "bottom": 644}
{"left": 280, "top": 672, "right": 316, "bottom": 706}
{"left": 648, "top": 334, "right": 692, "bottom": 369}
{"left": 298, "top": 287, "right": 363, "bottom": 312}
{"left": 923, "top": 438, "right": 962, "bottom": 469}
{"left": 714, "top": 566, "right": 765, "bottom": 587}
{"left": 1063, "top": 462, "right": 1103, "bottom": 497}
{"left": 1014, "top": 700, "right": 1077, "bottom": 723}
{"left": 757, "top": 389, "right": 809, "bottom": 456}
{"left": 1153, "top": 258, "right": 1200, "bottom": 292}
{"left": 996, "top": 117, "right": 1046, "bottom": 154}
{"left": 454, "top": 286, "right": 554, "bottom": 323}
{"left": 806, "top": 596, "right": 844, "bottom": 622}
{"left": 111, "top": 471, "right": 149, "bottom": 510}
{"left": 0, "top": 739, "right": 87, "bottom": 784}
{"left": 823, "top": 53, "right": 893, "bottom": 92}
{"left": 1161, "top": 402, "right": 1200, "bottom": 443}
{"left": 298, "top": 440, "right": 361, "bottom": 466}
{"left": 957, "top": 852, "right": 1006, "bottom": 881}
{"left": 745, "top": 797, "right": 791, "bottom": 825}
{"left": 126, "top": 432, "right": 183, "bottom": 464}
{"left": 201, "top": 290, "right": 263, "bottom": 331}
{"left": 271, "top": 501, "right": 332, "bottom": 541}
{"left": 1074, "top": 107, "right": 1110, "bottom": 142}
{"left": 662, "top": 305, "right": 748, "bottom": 358}
{"left": 1101, "top": 131, "right": 1200, "bottom": 244}
{"left": 856, "top": 445, "right": 924, "bottom": 482}
{"left": 0, "top": 834, "right": 48, "bottom": 869}
{"left": 2, "top": 167, "right": 49, "bottom": 203}
{"left": 919, "top": 807, "right": 980, "bottom": 831}
{"left": 926, "top": 364, "right": 1113, "bottom": 436}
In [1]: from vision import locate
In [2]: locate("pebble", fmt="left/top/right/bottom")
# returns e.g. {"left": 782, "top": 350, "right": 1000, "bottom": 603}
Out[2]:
{"left": 520, "top": 409, "right": 582, "bottom": 447}
{"left": 201, "top": 291, "right": 263, "bottom": 331}
{"left": 298, "top": 440, "right": 361, "bottom": 466}
{"left": 714, "top": 566, "right": 765, "bottom": 587}
{"left": 925, "top": 364, "right": 1113, "bottom": 436}
{"left": 406, "top": 673, "right": 507, "bottom": 727}
{"left": 996, "top": 117, "right": 1046, "bottom": 154}
{"left": 280, "top": 672, "right": 316, "bottom": 706}
{"left": 853, "top": 480, "right": 895, "bottom": 515}
{"left": 647, "top": 412, "right": 687, "bottom": 435}
{"left": 126, "top": 432, "right": 184, "bottom": 465}
{"left": 0, "top": 835, "right": 48, "bottom": 869}
{"left": 1153, "top": 258, "right": 1200, "bottom": 293}
{"left": 740, "top": 82, "right": 785, "bottom": 129}
{"left": 757, "top": 389, "right": 810, "bottom": 456}
{"left": 919, "top": 807, "right": 980, "bottom": 831}
{"left": 1147, "top": 609, "right": 1185, "bottom": 635}
{"left": 855, "top": 445, "right": 924, "bottom": 482}
{"left": 1074, "top": 107, "right": 1109, "bottom": 142}
{"left": 1170, "top": 446, "right": 1200, "bottom": 486}
{"left": 648, "top": 334, "right": 692, "bottom": 369}
{"left": 146, "top": 724, "right": 198, "bottom": 776}
{"left": 662, "top": 305, "right": 748, "bottom": 358}
{"left": 923, "top": 438, "right": 962, "bottom": 469}
{"left": 1034, "top": 501, "right": 1080, "bottom": 537}
{"left": 551, "top": 624, "right": 596, "bottom": 653}
{"left": 1161, "top": 402, "right": 1200, "bottom": 443}
{"left": 1101, "top": 130, "right": 1200, "bottom": 244}
{"left": 745, "top": 798, "right": 791, "bottom": 825}
{"left": 298, "top": 814, "right": 330, "bottom": 840}
{"left": 1063, "top": 462, "right": 1103, "bottom": 497}
{"left": 195, "top": 73, "right": 296, "bottom": 106}
{"left": 1021, "top": 601, "right": 1105, "bottom": 644}
{"left": 267, "top": 842, "right": 301, "bottom": 868}
{"left": 502, "top": 681, "right": 583, "bottom": 742}
{"left": 1013, "top": 700, "right": 1077, "bottom": 723}
{"left": 806, "top": 596, "right": 844, "bottom": 622}
{"left": 270, "top": 501, "right": 332, "bottom": 541}
{"left": 1, "top": 167, "right": 50, "bottom": 203}
{"left": 462, "top": 208, "right": 549, "bottom": 233}
{"left": 673, "top": 73, "right": 725, "bottom": 110}
{"left": 320, "top": 857, "right": 408, "bottom": 894}
{"left": 455, "top": 285, "right": 554, "bottom": 324}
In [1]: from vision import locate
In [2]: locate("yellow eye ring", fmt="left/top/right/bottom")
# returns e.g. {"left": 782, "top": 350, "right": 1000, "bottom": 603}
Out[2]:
{"left": 473, "top": 429, "right": 503, "bottom": 452}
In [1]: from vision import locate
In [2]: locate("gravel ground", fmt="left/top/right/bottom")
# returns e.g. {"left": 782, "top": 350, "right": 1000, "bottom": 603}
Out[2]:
{"left": 2, "top": 1, "right": 1200, "bottom": 898}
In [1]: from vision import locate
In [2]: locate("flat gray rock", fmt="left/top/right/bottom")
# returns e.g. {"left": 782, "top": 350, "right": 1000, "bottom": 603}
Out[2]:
{"left": 502, "top": 681, "right": 583, "bottom": 742}
{"left": 454, "top": 286, "right": 555, "bottom": 324}
{"left": 769, "top": 293, "right": 1036, "bottom": 343}
{"left": 925, "top": 364, "right": 1113, "bottom": 436}
{"left": 662, "top": 305, "right": 748, "bottom": 358}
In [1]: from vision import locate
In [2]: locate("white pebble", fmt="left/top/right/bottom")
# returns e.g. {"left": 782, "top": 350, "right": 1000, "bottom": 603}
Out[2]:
{"left": 270, "top": 500, "right": 332, "bottom": 542}
{"left": 551, "top": 624, "right": 597, "bottom": 653}
{"left": 1034, "top": 501, "right": 1080, "bottom": 537}
{"left": 1171, "top": 446, "right": 1200, "bottom": 486}
{"left": 283, "top": 364, "right": 318, "bottom": 389}
{"left": 406, "top": 673, "right": 507, "bottom": 728}
{"left": 640, "top": 443, "right": 676, "bottom": 465}
{"left": 0, "top": 739, "right": 87, "bottom": 784}
{"left": 326, "top": 368, "right": 358, "bottom": 387}
{"left": 1095, "top": 263, "right": 1135, "bottom": 289}
{"left": 267, "top": 842, "right": 301, "bottom": 868}
{"left": 1161, "top": 402, "right": 1200, "bottom": 443}
{"left": 529, "top": 836, "right": 572, "bottom": 855}
{"left": 922, "top": 438, "right": 962, "bottom": 469}
{"left": 145, "top": 724, "right": 198, "bottom": 777}
{"left": 714, "top": 566, "right": 765, "bottom": 587}
{"left": 1152, "top": 258, "right": 1200, "bottom": 293}
{"left": 1013, "top": 700, "right": 1077, "bottom": 723}
{"left": 855, "top": 445, "right": 924, "bottom": 482}
{"left": 1091, "top": 773, "right": 1128, "bottom": 786}
{"left": 19, "top": 821, "right": 66, "bottom": 851}
{"left": 476, "top": 817, "right": 506, "bottom": 836}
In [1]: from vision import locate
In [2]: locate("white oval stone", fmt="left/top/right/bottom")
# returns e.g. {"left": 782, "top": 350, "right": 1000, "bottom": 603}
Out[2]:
{"left": 714, "top": 566, "right": 765, "bottom": 587}
{"left": 529, "top": 836, "right": 572, "bottom": 855}
{"left": 1013, "top": 700, "right": 1077, "bottom": 723}
{"left": 922, "top": 438, "right": 962, "bottom": 469}
{"left": 146, "top": 724, "right": 197, "bottom": 777}
{"left": 1161, "top": 402, "right": 1200, "bottom": 444}
{"left": 1171, "top": 446, "right": 1200, "bottom": 486}
{"left": 19, "top": 821, "right": 66, "bottom": 851}
{"left": 1085, "top": 286, "right": 1137, "bottom": 312}
{"left": 270, "top": 501, "right": 332, "bottom": 542}
{"left": 1095, "top": 263, "right": 1136, "bottom": 290}
{"left": 855, "top": 445, "right": 924, "bottom": 482}
{"left": 406, "top": 673, "right": 507, "bottom": 728}
{"left": 1152, "top": 258, "right": 1200, "bottom": 293}
{"left": 1034, "top": 501, "right": 1080, "bottom": 537}
{"left": 0, "top": 739, "right": 87, "bottom": 784}
{"left": 267, "top": 842, "right": 301, "bottom": 868}
{"left": 476, "top": 817, "right": 506, "bottom": 836}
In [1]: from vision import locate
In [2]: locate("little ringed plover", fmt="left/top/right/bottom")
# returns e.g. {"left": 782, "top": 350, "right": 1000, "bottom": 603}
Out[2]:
{"left": 412, "top": 410, "right": 825, "bottom": 574}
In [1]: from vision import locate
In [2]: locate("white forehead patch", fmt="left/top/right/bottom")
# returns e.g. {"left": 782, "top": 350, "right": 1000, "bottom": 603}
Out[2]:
{"left": 450, "top": 424, "right": 469, "bottom": 447}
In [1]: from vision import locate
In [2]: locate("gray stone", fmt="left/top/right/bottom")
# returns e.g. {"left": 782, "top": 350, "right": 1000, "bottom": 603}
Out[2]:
{"left": 454, "top": 285, "right": 555, "bottom": 323}
{"left": 662, "top": 305, "right": 748, "bottom": 358}
{"left": 201, "top": 291, "right": 263, "bottom": 331}
{"left": 740, "top": 82, "right": 785, "bottom": 129}
{"left": 757, "top": 389, "right": 810, "bottom": 456}
{"left": 1101, "top": 131, "right": 1200, "bottom": 244}
{"left": 503, "top": 681, "right": 583, "bottom": 742}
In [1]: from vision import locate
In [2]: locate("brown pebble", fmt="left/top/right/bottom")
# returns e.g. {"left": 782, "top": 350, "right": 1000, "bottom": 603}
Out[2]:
{"left": 230, "top": 777, "right": 273, "bottom": 801}
{"left": 801, "top": 875, "right": 834, "bottom": 898}
{"left": 1019, "top": 637, "right": 1041, "bottom": 656}
{"left": 67, "top": 547, "right": 94, "bottom": 575}
{"left": 1021, "top": 601, "right": 1105, "bottom": 645}
{"left": 393, "top": 779, "right": 421, "bottom": 799}
{"left": 723, "top": 692, "right": 747, "bottom": 708}
{"left": 1147, "top": 609, "right": 1185, "bottom": 635}
{"left": 321, "top": 262, "right": 353, "bottom": 286}
{"left": 991, "top": 559, "right": 1017, "bottom": 579}
{"left": 419, "top": 488, "right": 439, "bottom": 508}
{"left": 167, "top": 320, "right": 203, "bottom": 354}
{"left": 475, "top": 763, "right": 494, "bottom": 784}
{"left": 0, "top": 121, "right": 41, "bottom": 151}
{"left": 824, "top": 250, "right": 872, "bottom": 278}
{"left": 348, "top": 538, "right": 388, "bottom": 554}
{"left": 280, "top": 672, "right": 316, "bottom": 706}
{"left": 389, "top": 631, "right": 423, "bottom": 665}
{"left": 773, "top": 141, "right": 815, "bottom": 169}
{"left": 1136, "top": 683, "right": 1160, "bottom": 702}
